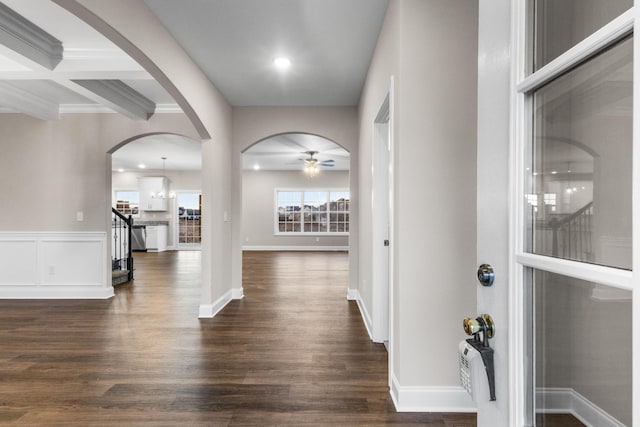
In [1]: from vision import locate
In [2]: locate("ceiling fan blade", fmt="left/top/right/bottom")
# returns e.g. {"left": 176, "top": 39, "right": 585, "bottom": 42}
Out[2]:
{"left": 321, "top": 163, "right": 335, "bottom": 167}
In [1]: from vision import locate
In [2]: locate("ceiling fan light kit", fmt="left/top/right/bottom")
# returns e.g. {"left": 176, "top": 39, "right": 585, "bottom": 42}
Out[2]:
{"left": 302, "top": 150, "right": 335, "bottom": 177}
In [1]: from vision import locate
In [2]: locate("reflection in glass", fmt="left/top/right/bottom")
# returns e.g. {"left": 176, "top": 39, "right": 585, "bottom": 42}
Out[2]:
{"left": 526, "top": 37, "right": 632, "bottom": 269}
{"left": 531, "top": 0, "right": 632, "bottom": 71}
{"left": 527, "top": 270, "right": 632, "bottom": 426}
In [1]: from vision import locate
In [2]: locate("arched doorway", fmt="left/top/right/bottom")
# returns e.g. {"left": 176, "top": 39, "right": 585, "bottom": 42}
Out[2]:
{"left": 240, "top": 132, "right": 351, "bottom": 294}
{"left": 109, "top": 133, "right": 202, "bottom": 285}
{"left": 242, "top": 133, "right": 350, "bottom": 247}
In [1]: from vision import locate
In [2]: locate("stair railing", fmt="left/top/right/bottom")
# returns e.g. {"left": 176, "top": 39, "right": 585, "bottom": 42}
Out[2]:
{"left": 550, "top": 201, "right": 593, "bottom": 262}
{"left": 112, "top": 208, "right": 134, "bottom": 282}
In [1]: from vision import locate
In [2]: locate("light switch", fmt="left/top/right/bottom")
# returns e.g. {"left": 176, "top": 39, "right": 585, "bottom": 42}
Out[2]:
{"left": 76, "top": 211, "right": 84, "bottom": 221}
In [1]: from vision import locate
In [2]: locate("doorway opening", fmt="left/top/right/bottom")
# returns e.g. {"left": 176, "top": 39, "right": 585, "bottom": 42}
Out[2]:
{"left": 110, "top": 133, "right": 202, "bottom": 285}
{"left": 241, "top": 132, "right": 351, "bottom": 295}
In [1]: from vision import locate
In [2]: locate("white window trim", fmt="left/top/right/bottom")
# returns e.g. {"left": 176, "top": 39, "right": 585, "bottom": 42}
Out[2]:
{"left": 273, "top": 188, "right": 350, "bottom": 236}
{"left": 509, "top": 3, "right": 638, "bottom": 426}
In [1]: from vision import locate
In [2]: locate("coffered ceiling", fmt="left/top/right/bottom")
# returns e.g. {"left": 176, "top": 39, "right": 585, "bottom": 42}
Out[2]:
{"left": 0, "top": 0, "right": 387, "bottom": 170}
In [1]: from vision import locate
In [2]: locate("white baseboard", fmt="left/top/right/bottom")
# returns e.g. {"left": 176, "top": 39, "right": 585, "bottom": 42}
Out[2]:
{"left": 352, "top": 289, "right": 374, "bottom": 341}
{"left": 346, "top": 288, "right": 358, "bottom": 300}
{"left": 231, "top": 287, "right": 244, "bottom": 299}
{"left": 0, "top": 232, "right": 111, "bottom": 299}
{"left": 390, "top": 374, "right": 476, "bottom": 412}
{"left": 537, "top": 388, "right": 626, "bottom": 427}
{"left": 0, "top": 285, "right": 114, "bottom": 299}
{"left": 199, "top": 289, "right": 232, "bottom": 318}
{"left": 242, "top": 245, "right": 348, "bottom": 251}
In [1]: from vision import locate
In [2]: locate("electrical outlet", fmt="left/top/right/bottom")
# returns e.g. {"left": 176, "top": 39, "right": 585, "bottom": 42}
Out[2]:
{"left": 76, "top": 211, "right": 83, "bottom": 221}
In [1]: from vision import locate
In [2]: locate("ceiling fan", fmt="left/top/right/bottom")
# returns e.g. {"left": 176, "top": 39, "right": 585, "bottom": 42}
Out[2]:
{"left": 301, "top": 151, "right": 335, "bottom": 167}
{"left": 300, "top": 151, "right": 334, "bottom": 177}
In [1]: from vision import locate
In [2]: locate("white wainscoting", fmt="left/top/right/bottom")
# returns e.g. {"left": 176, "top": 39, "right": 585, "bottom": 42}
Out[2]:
{"left": 0, "top": 232, "right": 112, "bottom": 299}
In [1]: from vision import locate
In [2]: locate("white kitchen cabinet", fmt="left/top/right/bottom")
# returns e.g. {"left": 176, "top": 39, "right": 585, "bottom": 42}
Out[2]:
{"left": 146, "top": 225, "right": 167, "bottom": 252}
{"left": 138, "top": 177, "right": 169, "bottom": 211}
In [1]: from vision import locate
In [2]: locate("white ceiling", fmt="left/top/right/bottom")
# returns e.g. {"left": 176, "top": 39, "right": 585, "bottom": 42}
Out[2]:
{"left": 111, "top": 134, "right": 201, "bottom": 172}
{"left": 243, "top": 133, "right": 349, "bottom": 171}
{"left": 0, "top": 0, "right": 178, "bottom": 117}
{"left": 144, "top": 0, "right": 389, "bottom": 106}
{"left": 0, "top": 0, "right": 384, "bottom": 170}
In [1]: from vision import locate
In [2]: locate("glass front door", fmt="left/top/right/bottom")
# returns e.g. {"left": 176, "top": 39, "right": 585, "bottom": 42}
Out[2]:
{"left": 517, "top": 1, "right": 634, "bottom": 426}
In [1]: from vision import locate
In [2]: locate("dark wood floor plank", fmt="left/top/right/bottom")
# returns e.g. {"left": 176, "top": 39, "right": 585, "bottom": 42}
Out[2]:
{"left": 1, "top": 250, "right": 481, "bottom": 426}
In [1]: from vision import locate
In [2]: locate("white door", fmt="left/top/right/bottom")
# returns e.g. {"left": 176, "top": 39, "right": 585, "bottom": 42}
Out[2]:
{"left": 478, "top": 1, "right": 636, "bottom": 426}
{"left": 372, "top": 91, "right": 392, "bottom": 345}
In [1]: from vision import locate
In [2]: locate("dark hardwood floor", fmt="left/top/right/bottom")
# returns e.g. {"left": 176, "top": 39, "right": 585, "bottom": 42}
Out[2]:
{"left": 0, "top": 250, "right": 477, "bottom": 426}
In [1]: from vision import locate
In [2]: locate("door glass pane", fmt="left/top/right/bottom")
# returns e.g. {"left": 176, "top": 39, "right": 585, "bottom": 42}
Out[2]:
{"left": 525, "top": 37, "right": 632, "bottom": 269}
{"left": 531, "top": 0, "right": 632, "bottom": 71}
{"left": 528, "top": 269, "right": 632, "bottom": 426}
{"left": 178, "top": 193, "right": 201, "bottom": 247}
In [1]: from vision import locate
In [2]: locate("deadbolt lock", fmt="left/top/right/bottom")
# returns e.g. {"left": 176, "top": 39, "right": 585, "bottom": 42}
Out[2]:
{"left": 477, "top": 264, "right": 494, "bottom": 287}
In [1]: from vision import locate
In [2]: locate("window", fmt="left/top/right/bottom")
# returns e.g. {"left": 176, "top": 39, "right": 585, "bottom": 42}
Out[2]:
{"left": 276, "top": 190, "right": 349, "bottom": 235}
{"left": 114, "top": 191, "right": 139, "bottom": 216}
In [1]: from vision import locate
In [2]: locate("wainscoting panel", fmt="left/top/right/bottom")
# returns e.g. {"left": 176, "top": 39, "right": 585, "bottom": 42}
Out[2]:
{"left": 0, "top": 232, "right": 112, "bottom": 299}
{"left": 0, "top": 238, "right": 38, "bottom": 284}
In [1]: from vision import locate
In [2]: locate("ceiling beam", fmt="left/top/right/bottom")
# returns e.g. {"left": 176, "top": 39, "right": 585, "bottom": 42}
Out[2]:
{"left": 71, "top": 79, "right": 155, "bottom": 121}
{"left": 0, "top": 2, "right": 63, "bottom": 70}
{"left": 0, "top": 81, "right": 58, "bottom": 120}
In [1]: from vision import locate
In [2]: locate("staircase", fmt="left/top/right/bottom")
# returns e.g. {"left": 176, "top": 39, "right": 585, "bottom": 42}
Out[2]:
{"left": 550, "top": 201, "right": 594, "bottom": 262}
{"left": 112, "top": 208, "right": 134, "bottom": 286}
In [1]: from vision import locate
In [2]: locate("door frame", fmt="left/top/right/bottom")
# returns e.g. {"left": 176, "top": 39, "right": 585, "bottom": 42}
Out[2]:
{"left": 372, "top": 77, "right": 395, "bottom": 384}
{"left": 174, "top": 190, "right": 203, "bottom": 250}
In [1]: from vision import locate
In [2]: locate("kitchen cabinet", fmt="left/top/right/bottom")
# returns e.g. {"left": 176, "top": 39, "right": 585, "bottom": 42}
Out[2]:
{"left": 146, "top": 225, "right": 167, "bottom": 252}
{"left": 139, "top": 177, "right": 169, "bottom": 211}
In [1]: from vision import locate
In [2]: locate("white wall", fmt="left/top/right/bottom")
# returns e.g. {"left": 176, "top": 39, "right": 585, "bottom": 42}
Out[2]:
{"left": 358, "top": 0, "right": 478, "bottom": 411}
{"left": 242, "top": 170, "right": 349, "bottom": 249}
{"left": 0, "top": 113, "right": 198, "bottom": 232}
{"left": 0, "top": 112, "right": 199, "bottom": 298}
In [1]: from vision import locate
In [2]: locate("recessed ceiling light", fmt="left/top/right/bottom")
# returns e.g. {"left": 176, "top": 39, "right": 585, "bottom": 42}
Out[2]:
{"left": 138, "top": 163, "right": 146, "bottom": 169}
{"left": 273, "top": 56, "right": 291, "bottom": 69}
{"left": 253, "top": 164, "right": 260, "bottom": 170}
{"left": 117, "top": 168, "right": 124, "bottom": 173}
